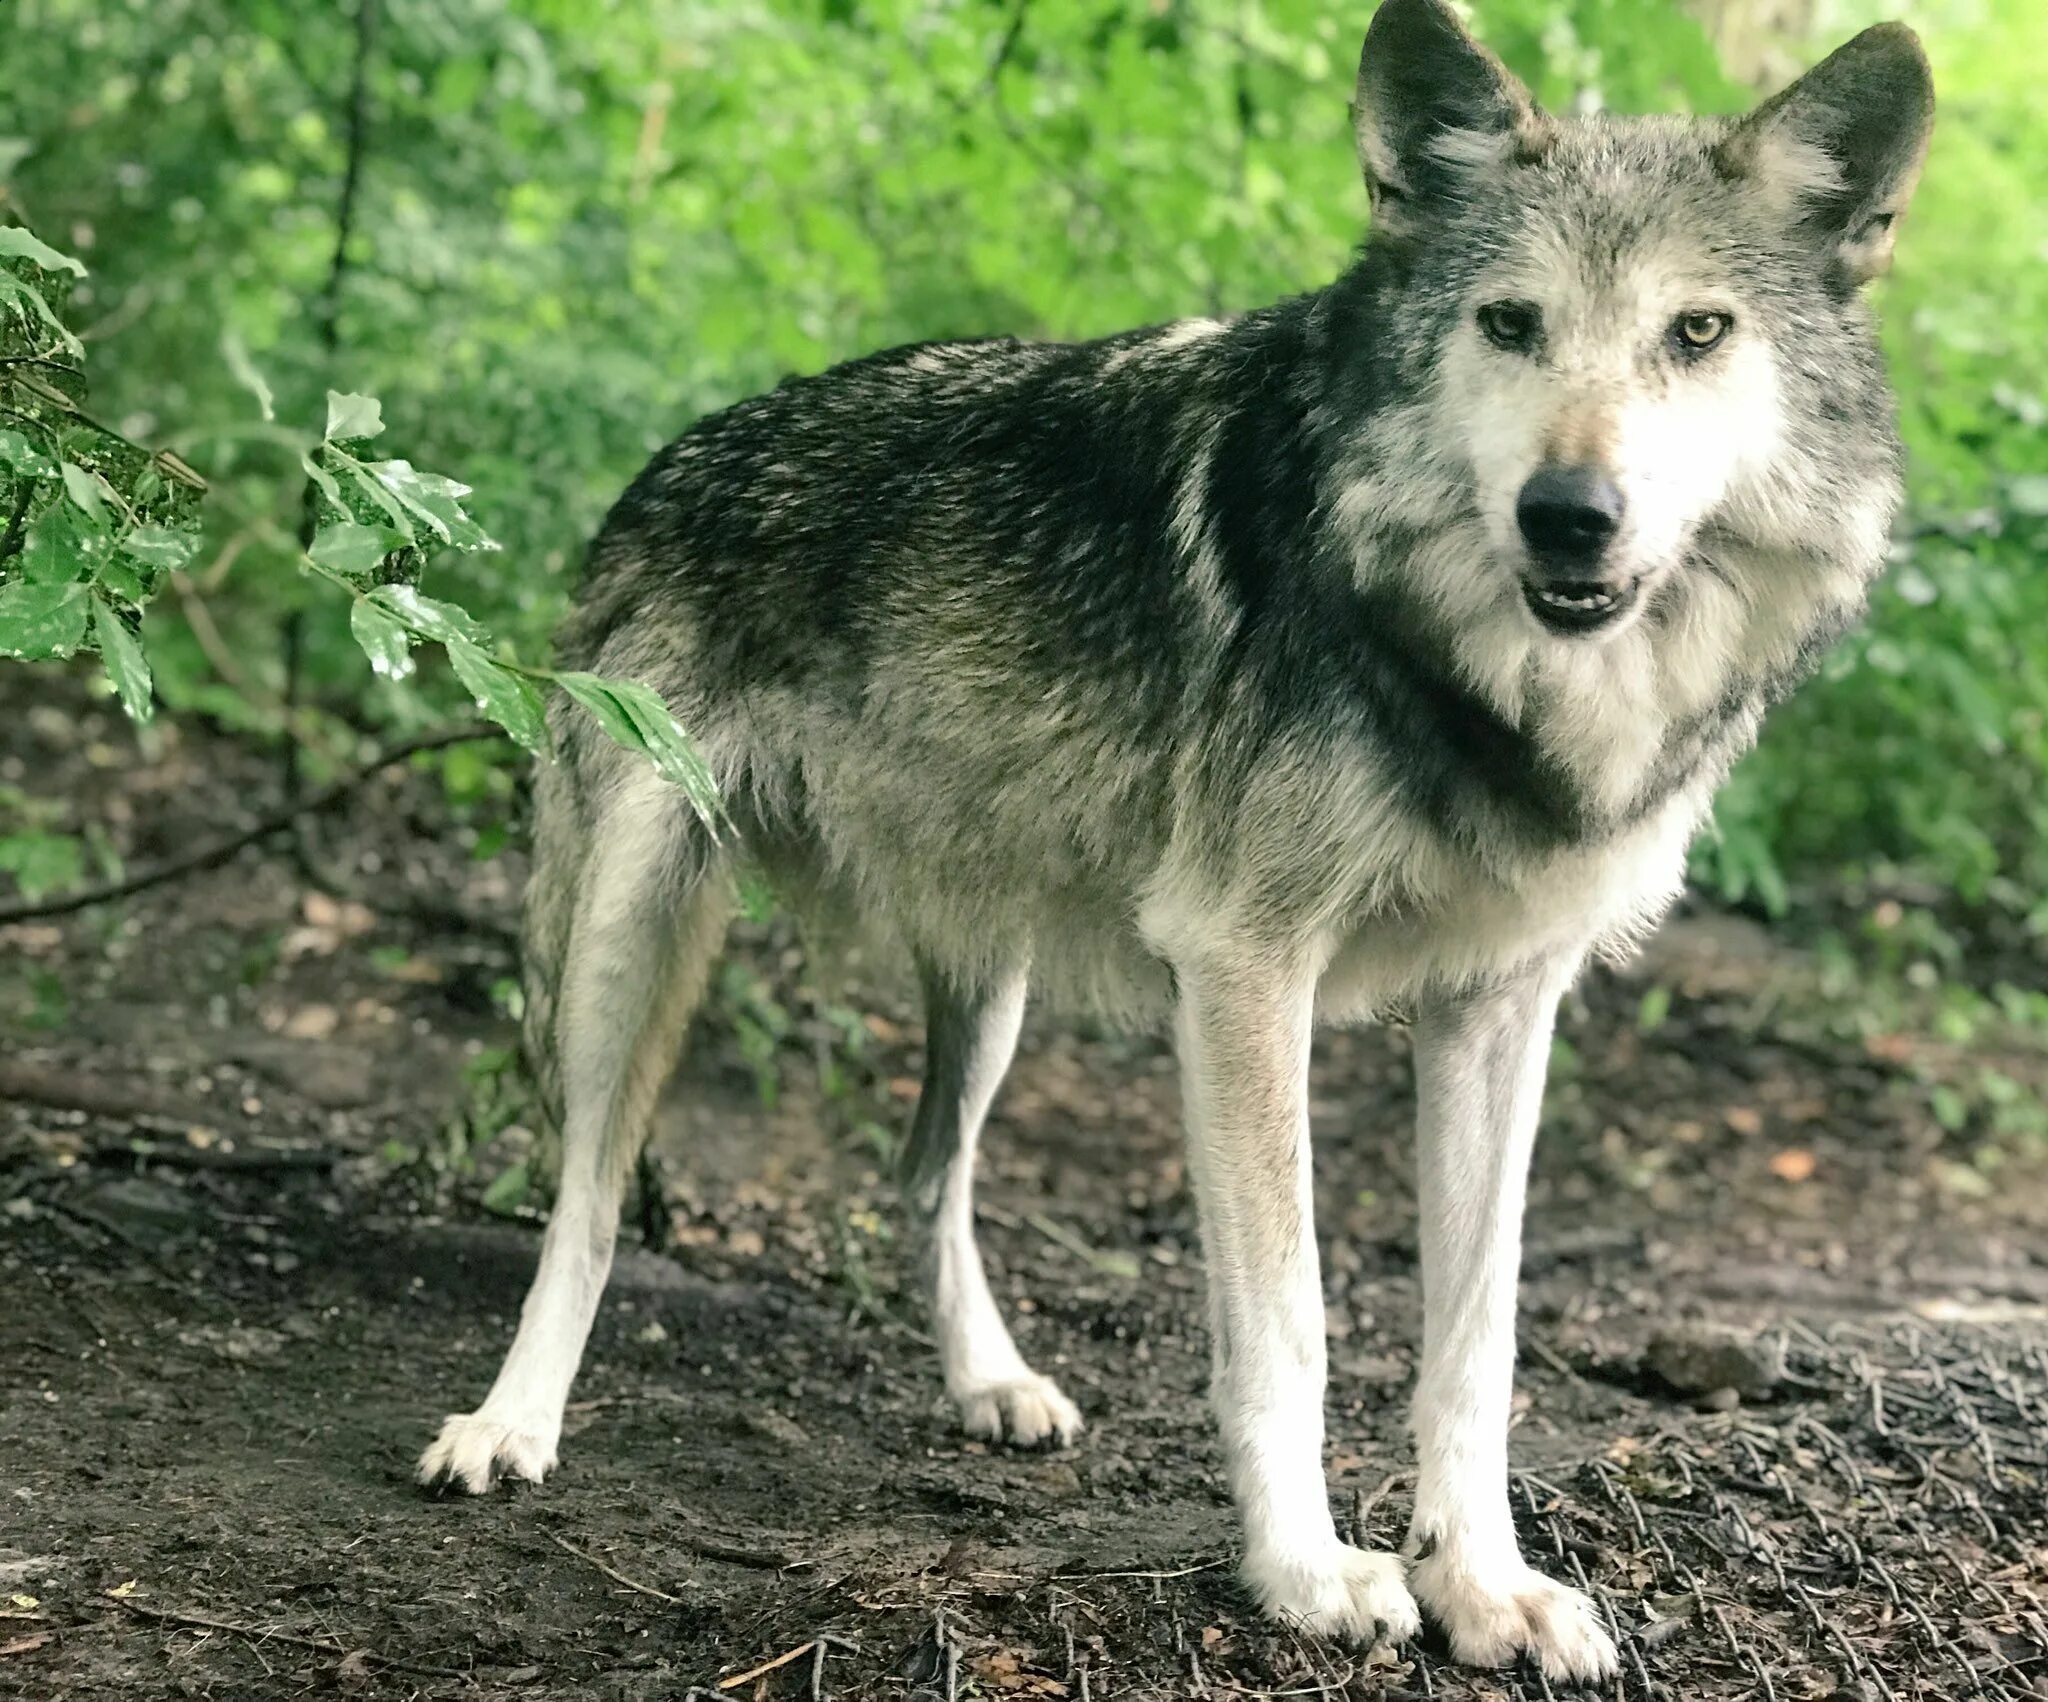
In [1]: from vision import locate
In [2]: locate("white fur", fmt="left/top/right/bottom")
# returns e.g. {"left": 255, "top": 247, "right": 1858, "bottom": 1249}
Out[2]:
{"left": 918, "top": 970, "right": 1081, "bottom": 1446}
{"left": 1162, "top": 934, "right": 1421, "bottom": 1643}
{"left": 421, "top": 769, "right": 722, "bottom": 1493}
{"left": 1403, "top": 963, "right": 1617, "bottom": 1681}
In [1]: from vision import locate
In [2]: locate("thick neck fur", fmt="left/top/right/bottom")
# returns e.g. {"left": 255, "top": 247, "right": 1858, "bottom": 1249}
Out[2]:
{"left": 1167, "top": 243, "right": 1891, "bottom": 865}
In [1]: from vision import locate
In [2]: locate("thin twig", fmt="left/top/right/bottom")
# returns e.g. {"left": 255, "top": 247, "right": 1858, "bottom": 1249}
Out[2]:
{"left": 718, "top": 1638, "right": 819, "bottom": 1691}
{"left": 679, "top": 1531, "right": 806, "bottom": 1572}
{"left": 547, "top": 1532, "right": 684, "bottom": 1605}
{"left": 284, "top": 0, "right": 380, "bottom": 876}
{"left": 1070, "top": 1557, "right": 1228, "bottom": 1583}
{"left": 0, "top": 724, "right": 498, "bottom": 925}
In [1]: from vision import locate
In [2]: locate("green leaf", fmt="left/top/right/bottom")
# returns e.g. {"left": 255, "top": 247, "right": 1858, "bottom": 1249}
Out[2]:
{"left": 0, "top": 428, "right": 53, "bottom": 477}
{"left": 19, "top": 501, "right": 104, "bottom": 584}
{"left": 299, "top": 450, "right": 345, "bottom": 512}
{"left": 557, "top": 672, "right": 720, "bottom": 823}
{"left": 608, "top": 681, "right": 721, "bottom": 816}
{"left": 59, "top": 460, "right": 108, "bottom": 524}
{"left": 96, "top": 555, "right": 147, "bottom": 604}
{"left": 363, "top": 458, "right": 490, "bottom": 550}
{"left": 349, "top": 596, "right": 415, "bottom": 682}
{"left": 446, "top": 638, "right": 548, "bottom": 754}
{"left": 0, "top": 579, "right": 88, "bottom": 659}
{"left": 308, "top": 520, "right": 393, "bottom": 579}
{"left": 118, "top": 524, "right": 201, "bottom": 573}
{"left": 368, "top": 583, "right": 487, "bottom": 647}
{"left": 0, "top": 271, "right": 83, "bottom": 359}
{"left": 0, "top": 831, "right": 84, "bottom": 902}
{"left": 92, "top": 596, "right": 152, "bottom": 722}
{"left": 324, "top": 390, "right": 385, "bottom": 443}
{"left": 480, "top": 1160, "right": 531, "bottom": 1217}
{"left": 338, "top": 458, "right": 417, "bottom": 542}
{"left": 0, "top": 225, "right": 86, "bottom": 275}
{"left": 554, "top": 670, "right": 642, "bottom": 750}
{"left": 221, "top": 329, "right": 275, "bottom": 422}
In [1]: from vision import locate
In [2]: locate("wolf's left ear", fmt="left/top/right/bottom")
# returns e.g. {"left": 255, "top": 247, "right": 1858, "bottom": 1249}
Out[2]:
{"left": 1353, "top": 0, "right": 1541, "bottom": 231}
{"left": 1723, "top": 23, "right": 1934, "bottom": 289}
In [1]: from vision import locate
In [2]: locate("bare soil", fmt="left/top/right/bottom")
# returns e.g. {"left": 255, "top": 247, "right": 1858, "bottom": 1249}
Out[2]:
{"left": 2, "top": 681, "right": 2045, "bottom": 1700}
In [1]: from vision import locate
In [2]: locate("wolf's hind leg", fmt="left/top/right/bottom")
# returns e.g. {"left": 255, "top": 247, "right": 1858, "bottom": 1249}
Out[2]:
{"left": 420, "top": 772, "right": 732, "bottom": 1493}
{"left": 901, "top": 962, "right": 1080, "bottom": 1448}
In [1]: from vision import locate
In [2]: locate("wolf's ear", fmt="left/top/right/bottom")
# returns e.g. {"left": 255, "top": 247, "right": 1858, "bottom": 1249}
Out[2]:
{"left": 1722, "top": 23, "right": 1934, "bottom": 289}
{"left": 1353, "top": 0, "right": 1540, "bottom": 230}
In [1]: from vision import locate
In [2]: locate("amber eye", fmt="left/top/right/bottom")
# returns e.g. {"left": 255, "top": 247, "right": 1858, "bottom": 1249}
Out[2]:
{"left": 1477, "top": 299, "right": 1542, "bottom": 353}
{"left": 1673, "top": 310, "right": 1733, "bottom": 355}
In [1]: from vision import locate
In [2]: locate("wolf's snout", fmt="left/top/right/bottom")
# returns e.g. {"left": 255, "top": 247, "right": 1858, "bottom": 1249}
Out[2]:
{"left": 1515, "top": 465, "right": 1624, "bottom": 567}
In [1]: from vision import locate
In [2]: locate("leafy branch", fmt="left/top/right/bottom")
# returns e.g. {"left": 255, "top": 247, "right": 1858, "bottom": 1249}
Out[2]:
{"left": 0, "top": 222, "right": 721, "bottom": 900}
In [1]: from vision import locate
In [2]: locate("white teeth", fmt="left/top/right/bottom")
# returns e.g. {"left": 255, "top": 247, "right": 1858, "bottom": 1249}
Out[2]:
{"left": 1535, "top": 588, "right": 1615, "bottom": 611}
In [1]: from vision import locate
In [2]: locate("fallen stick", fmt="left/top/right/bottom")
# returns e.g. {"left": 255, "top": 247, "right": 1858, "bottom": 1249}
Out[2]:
{"left": 0, "top": 724, "right": 499, "bottom": 925}
{"left": 0, "top": 1062, "right": 222, "bottom": 1128}
{"left": 548, "top": 1531, "right": 684, "bottom": 1605}
{"left": 719, "top": 1635, "right": 856, "bottom": 1692}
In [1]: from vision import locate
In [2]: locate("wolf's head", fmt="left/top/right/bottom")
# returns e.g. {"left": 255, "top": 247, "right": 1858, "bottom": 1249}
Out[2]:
{"left": 1342, "top": 0, "right": 1932, "bottom": 647}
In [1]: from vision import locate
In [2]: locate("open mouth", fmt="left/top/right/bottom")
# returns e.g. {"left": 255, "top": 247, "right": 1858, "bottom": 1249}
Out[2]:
{"left": 1520, "top": 576, "right": 1639, "bottom": 636}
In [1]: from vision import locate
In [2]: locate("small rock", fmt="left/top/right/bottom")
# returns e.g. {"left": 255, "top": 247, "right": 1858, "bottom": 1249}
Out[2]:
{"left": 1645, "top": 1323, "right": 1785, "bottom": 1399}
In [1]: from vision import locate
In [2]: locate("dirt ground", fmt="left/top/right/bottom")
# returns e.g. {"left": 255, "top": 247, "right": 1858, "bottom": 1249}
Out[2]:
{"left": 3, "top": 684, "right": 2046, "bottom": 1700}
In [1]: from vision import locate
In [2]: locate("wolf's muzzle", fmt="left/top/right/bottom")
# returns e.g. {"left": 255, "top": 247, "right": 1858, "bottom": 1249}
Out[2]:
{"left": 1515, "top": 465, "right": 1633, "bottom": 634}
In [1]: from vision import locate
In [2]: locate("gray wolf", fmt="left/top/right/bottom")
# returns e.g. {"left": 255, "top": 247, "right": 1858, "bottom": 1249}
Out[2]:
{"left": 419, "top": 0, "right": 1931, "bottom": 1678}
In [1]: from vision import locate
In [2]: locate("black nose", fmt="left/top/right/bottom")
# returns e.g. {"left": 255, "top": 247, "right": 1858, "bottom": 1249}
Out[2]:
{"left": 1516, "top": 465, "right": 1624, "bottom": 564}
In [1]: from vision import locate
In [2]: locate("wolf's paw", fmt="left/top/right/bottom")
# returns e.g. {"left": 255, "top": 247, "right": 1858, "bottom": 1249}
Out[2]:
{"left": 1245, "top": 1543, "right": 1422, "bottom": 1646}
{"left": 417, "top": 1410, "right": 559, "bottom": 1495}
{"left": 1408, "top": 1550, "right": 1618, "bottom": 1681}
{"left": 952, "top": 1374, "right": 1082, "bottom": 1448}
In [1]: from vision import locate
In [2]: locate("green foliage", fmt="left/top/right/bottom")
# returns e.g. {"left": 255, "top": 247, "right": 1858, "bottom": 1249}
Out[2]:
{"left": 2, "top": 0, "right": 2043, "bottom": 920}
{"left": 0, "top": 222, "right": 721, "bottom": 880}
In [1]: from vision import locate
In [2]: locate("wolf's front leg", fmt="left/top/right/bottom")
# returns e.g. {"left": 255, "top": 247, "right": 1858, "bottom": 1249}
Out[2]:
{"left": 1175, "top": 952, "right": 1420, "bottom": 1645}
{"left": 1404, "top": 963, "right": 1618, "bottom": 1681}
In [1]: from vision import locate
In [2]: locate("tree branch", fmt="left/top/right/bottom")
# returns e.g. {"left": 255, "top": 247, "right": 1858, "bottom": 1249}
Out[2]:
{"left": 0, "top": 725, "right": 499, "bottom": 925}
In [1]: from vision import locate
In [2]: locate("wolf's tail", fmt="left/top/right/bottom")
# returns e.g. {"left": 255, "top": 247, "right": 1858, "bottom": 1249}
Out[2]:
{"left": 518, "top": 746, "right": 583, "bottom": 1141}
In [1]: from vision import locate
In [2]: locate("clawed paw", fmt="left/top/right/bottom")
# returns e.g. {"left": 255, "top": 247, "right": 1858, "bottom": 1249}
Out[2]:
{"left": 1408, "top": 1549, "right": 1618, "bottom": 1682}
{"left": 417, "top": 1411, "right": 559, "bottom": 1495}
{"left": 1244, "top": 1543, "right": 1423, "bottom": 1645}
{"left": 952, "top": 1374, "right": 1082, "bottom": 1448}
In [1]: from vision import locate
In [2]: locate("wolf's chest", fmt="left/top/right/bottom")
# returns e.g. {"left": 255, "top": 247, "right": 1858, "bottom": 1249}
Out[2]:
{"left": 1315, "top": 793, "right": 1701, "bottom": 1020}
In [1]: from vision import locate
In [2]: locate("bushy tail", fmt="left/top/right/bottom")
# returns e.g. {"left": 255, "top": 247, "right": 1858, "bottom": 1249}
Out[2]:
{"left": 518, "top": 751, "right": 584, "bottom": 1144}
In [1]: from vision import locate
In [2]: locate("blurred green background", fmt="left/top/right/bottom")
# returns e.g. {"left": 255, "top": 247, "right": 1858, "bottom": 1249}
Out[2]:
{"left": 4, "top": 0, "right": 2046, "bottom": 922}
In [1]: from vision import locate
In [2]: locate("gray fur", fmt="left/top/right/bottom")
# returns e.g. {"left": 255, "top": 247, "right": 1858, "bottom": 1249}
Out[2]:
{"left": 428, "top": 1, "right": 1930, "bottom": 1673}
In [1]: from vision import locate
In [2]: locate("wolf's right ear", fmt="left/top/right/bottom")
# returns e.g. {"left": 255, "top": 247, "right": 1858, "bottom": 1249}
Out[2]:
{"left": 1721, "top": 23, "right": 1934, "bottom": 289}
{"left": 1353, "top": 0, "right": 1540, "bottom": 232}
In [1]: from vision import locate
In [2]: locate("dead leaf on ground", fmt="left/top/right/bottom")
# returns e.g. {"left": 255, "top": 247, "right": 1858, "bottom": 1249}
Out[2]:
{"left": 1768, "top": 1148, "right": 1817, "bottom": 1183}
{"left": 277, "top": 1003, "right": 339, "bottom": 1040}
{"left": 1724, "top": 1106, "right": 1764, "bottom": 1137}
{"left": 969, "top": 1649, "right": 1068, "bottom": 1695}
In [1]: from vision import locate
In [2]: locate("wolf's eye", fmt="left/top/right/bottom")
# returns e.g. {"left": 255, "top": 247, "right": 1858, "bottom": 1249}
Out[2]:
{"left": 1477, "top": 300, "right": 1542, "bottom": 353}
{"left": 1672, "top": 311, "right": 1733, "bottom": 356}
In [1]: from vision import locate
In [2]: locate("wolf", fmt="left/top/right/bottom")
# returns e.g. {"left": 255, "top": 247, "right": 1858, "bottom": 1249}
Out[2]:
{"left": 418, "top": 0, "right": 1931, "bottom": 1678}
